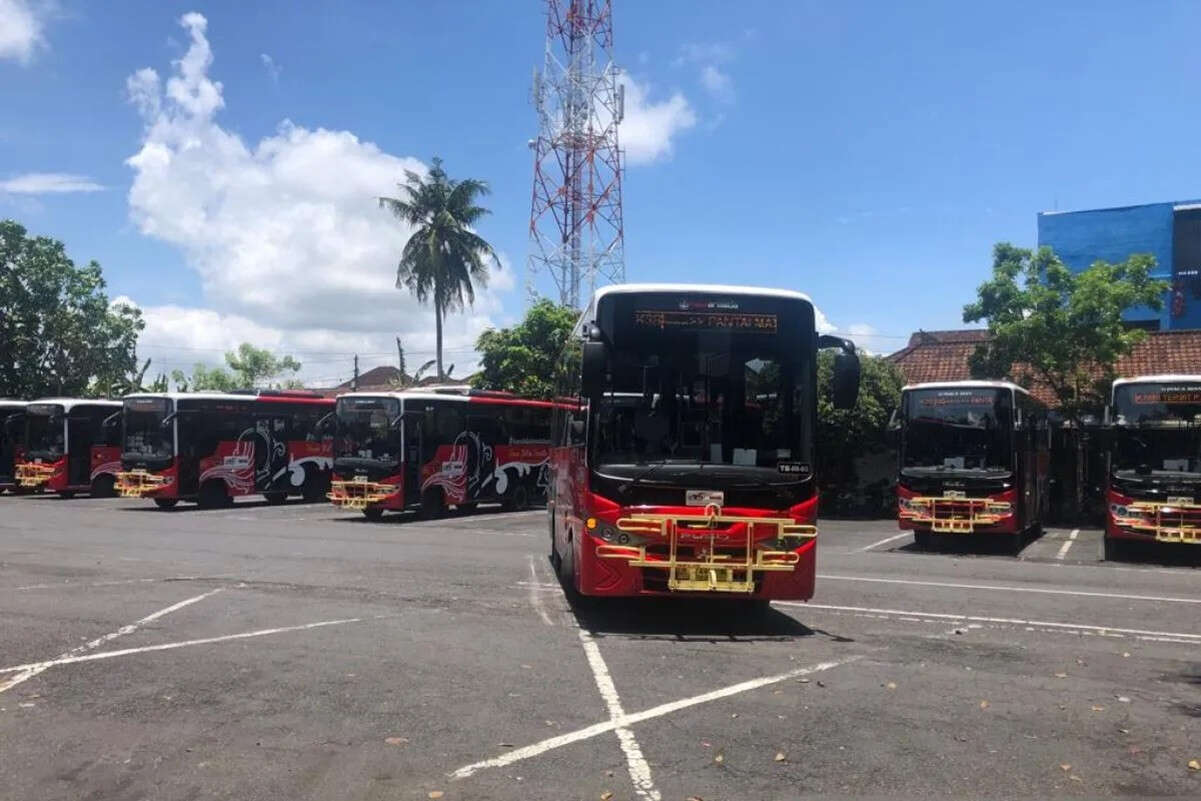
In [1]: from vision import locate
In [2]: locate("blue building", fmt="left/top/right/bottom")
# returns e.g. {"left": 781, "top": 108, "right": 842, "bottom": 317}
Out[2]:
{"left": 1037, "top": 201, "right": 1201, "bottom": 330}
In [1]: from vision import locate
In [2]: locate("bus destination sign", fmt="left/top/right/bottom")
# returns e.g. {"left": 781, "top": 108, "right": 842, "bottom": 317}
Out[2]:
{"left": 633, "top": 309, "right": 778, "bottom": 334}
{"left": 1133, "top": 387, "right": 1201, "bottom": 405}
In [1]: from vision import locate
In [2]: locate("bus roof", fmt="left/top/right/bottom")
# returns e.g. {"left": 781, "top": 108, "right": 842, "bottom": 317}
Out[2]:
{"left": 902, "top": 380, "right": 1032, "bottom": 396}
{"left": 125, "top": 391, "right": 332, "bottom": 405}
{"left": 1112, "top": 374, "right": 1201, "bottom": 388}
{"left": 336, "top": 388, "right": 555, "bottom": 408}
{"left": 28, "top": 398, "right": 123, "bottom": 411}
{"left": 591, "top": 283, "right": 813, "bottom": 305}
{"left": 0, "top": 400, "right": 28, "bottom": 408}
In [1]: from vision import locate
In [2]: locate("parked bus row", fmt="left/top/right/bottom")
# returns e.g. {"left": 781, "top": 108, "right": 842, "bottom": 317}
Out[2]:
{"left": 3, "top": 284, "right": 1195, "bottom": 605}
{"left": 894, "top": 375, "right": 1201, "bottom": 559}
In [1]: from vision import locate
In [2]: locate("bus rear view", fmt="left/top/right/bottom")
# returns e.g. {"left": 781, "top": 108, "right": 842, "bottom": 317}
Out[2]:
{"left": 549, "top": 284, "right": 859, "bottom": 601}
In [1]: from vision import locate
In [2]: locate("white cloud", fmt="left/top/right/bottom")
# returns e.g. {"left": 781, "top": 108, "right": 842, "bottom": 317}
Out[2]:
{"left": 123, "top": 12, "right": 512, "bottom": 385}
{"left": 0, "top": 0, "right": 43, "bottom": 64}
{"left": 260, "top": 52, "right": 280, "bottom": 83}
{"left": 0, "top": 172, "right": 103, "bottom": 194}
{"left": 618, "top": 72, "right": 696, "bottom": 165}
{"left": 672, "top": 42, "right": 735, "bottom": 68}
{"left": 699, "top": 65, "right": 734, "bottom": 103}
{"left": 813, "top": 312, "right": 890, "bottom": 356}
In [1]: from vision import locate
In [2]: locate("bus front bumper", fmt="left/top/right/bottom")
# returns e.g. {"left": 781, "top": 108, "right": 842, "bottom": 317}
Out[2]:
{"left": 115, "top": 470, "right": 174, "bottom": 498}
{"left": 15, "top": 462, "right": 57, "bottom": 488}
{"left": 328, "top": 478, "right": 400, "bottom": 510}
{"left": 898, "top": 495, "right": 1015, "bottom": 534}
{"left": 588, "top": 509, "right": 816, "bottom": 596}
{"left": 1109, "top": 500, "right": 1201, "bottom": 545}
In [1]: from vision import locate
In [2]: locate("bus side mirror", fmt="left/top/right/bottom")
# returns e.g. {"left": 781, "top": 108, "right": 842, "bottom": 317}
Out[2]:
{"left": 581, "top": 341, "right": 607, "bottom": 399}
{"left": 819, "top": 335, "right": 860, "bottom": 411}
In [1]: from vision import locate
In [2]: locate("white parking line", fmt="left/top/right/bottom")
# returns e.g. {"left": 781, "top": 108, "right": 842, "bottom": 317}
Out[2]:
{"left": 527, "top": 557, "right": 554, "bottom": 626}
{"left": 1055, "top": 529, "right": 1080, "bottom": 561}
{"left": 451, "top": 655, "right": 859, "bottom": 780}
{"left": 855, "top": 531, "right": 911, "bottom": 553}
{"left": 0, "top": 616, "right": 380, "bottom": 675}
{"left": 579, "top": 630, "right": 660, "bottom": 800}
{"left": 0, "top": 588, "right": 222, "bottom": 693}
{"left": 776, "top": 601, "right": 1201, "bottom": 644}
{"left": 816, "top": 573, "right": 1201, "bottom": 605}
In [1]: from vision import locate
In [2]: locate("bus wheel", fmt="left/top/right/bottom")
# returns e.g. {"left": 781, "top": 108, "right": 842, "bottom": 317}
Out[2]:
{"left": 1103, "top": 537, "right": 1123, "bottom": 561}
{"left": 504, "top": 485, "right": 530, "bottom": 512}
{"left": 362, "top": 507, "right": 384, "bottom": 521}
{"left": 557, "top": 528, "right": 578, "bottom": 594}
{"left": 198, "top": 481, "right": 228, "bottom": 509}
{"left": 301, "top": 477, "right": 327, "bottom": 503}
{"left": 264, "top": 491, "right": 288, "bottom": 505}
{"left": 421, "top": 489, "right": 446, "bottom": 520}
{"left": 153, "top": 498, "right": 179, "bottom": 509}
{"left": 90, "top": 475, "right": 117, "bottom": 498}
{"left": 58, "top": 491, "right": 76, "bottom": 500}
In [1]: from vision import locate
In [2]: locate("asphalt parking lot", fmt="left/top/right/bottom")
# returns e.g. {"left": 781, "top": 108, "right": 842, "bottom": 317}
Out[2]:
{"left": 2, "top": 495, "right": 1199, "bottom": 800}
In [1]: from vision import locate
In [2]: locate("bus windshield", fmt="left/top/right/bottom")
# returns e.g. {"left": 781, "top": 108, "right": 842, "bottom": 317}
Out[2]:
{"left": 593, "top": 344, "right": 803, "bottom": 472}
{"left": 903, "top": 388, "right": 1012, "bottom": 472}
{"left": 123, "top": 397, "right": 173, "bottom": 459}
{"left": 26, "top": 404, "right": 65, "bottom": 458}
{"left": 335, "top": 396, "right": 401, "bottom": 465}
{"left": 1112, "top": 383, "right": 1201, "bottom": 477}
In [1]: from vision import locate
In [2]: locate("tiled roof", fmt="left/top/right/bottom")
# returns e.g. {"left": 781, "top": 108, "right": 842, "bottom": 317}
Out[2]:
{"left": 887, "top": 329, "right": 1201, "bottom": 407}
{"left": 337, "top": 366, "right": 403, "bottom": 388}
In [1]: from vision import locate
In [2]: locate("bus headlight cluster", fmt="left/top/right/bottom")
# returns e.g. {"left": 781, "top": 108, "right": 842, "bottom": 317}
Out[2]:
{"left": 986, "top": 501, "right": 1012, "bottom": 515}
{"left": 1109, "top": 504, "right": 1148, "bottom": 521}
{"left": 898, "top": 498, "right": 929, "bottom": 514}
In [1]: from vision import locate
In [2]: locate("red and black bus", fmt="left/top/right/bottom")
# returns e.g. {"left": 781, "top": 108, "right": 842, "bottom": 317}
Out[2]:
{"left": 115, "top": 391, "right": 334, "bottom": 508}
{"left": 1104, "top": 375, "right": 1201, "bottom": 558}
{"left": 328, "top": 386, "right": 553, "bottom": 520}
{"left": 14, "top": 398, "right": 123, "bottom": 497}
{"left": 1, "top": 400, "right": 29, "bottom": 493}
{"left": 896, "top": 381, "right": 1049, "bottom": 550}
{"left": 547, "top": 283, "right": 859, "bottom": 601}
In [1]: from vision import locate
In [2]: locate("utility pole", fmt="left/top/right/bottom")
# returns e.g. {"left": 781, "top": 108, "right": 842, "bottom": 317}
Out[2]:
{"left": 352, "top": 354, "right": 359, "bottom": 391}
{"left": 528, "top": 0, "right": 626, "bottom": 308}
{"left": 396, "top": 337, "right": 406, "bottom": 382}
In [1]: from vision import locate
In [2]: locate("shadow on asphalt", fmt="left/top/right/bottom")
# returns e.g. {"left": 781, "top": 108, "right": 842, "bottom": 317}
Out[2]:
{"left": 119, "top": 497, "right": 319, "bottom": 513}
{"left": 895, "top": 528, "right": 1043, "bottom": 557}
{"left": 1105, "top": 540, "right": 1201, "bottom": 568}
{"left": 569, "top": 594, "right": 820, "bottom": 641}
{"left": 334, "top": 504, "right": 545, "bottom": 525}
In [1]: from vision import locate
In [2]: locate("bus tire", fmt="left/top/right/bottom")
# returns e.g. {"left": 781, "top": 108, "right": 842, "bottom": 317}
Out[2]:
{"left": 504, "top": 485, "right": 530, "bottom": 512}
{"left": 557, "top": 528, "right": 578, "bottom": 595}
{"left": 58, "top": 491, "right": 76, "bottom": 500}
{"left": 198, "top": 481, "right": 228, "bottom": 509}
{"left": 1103, "top": 537, "right": 1122, "bottom": 561}
{"left": 264, "top": 491, "right": 288, "bottom": 505}
{"left": 362, "top": 507, "right": 384, "bottom": 521}
{"left": 153, "top": 498, "right": 179, "bottom": 509}
{"left": 301, "top": 476, "right": 327, "bottom": 503}
{"left": 90, "top": 475, "right": 116, "bottom": 498}
{"left": 421, "top": 488, "right": 446, "bottom": 520}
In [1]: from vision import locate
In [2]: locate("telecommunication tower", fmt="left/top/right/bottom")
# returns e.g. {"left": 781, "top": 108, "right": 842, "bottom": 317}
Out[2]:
{"left": 528, "top": 0, "right": 626, "bottom": 308}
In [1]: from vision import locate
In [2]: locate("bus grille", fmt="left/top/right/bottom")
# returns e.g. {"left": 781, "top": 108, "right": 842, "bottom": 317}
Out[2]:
{"left": 15, "top": 463, "right": 56, "bottom": 488}
{"left": 1122, "top": 500, "right": 1201, "bottom": 544}
{"left": 115, "top": 470, "right": 171, "bottom": 498}
{"left": 328, "top": 478, "right": 397, "bottom": 510}
{"left": 900, "top": 496, "right": 1010, "bottom": 533}
{"left": 597, "top": 508, "right": 814, "bottom": 594}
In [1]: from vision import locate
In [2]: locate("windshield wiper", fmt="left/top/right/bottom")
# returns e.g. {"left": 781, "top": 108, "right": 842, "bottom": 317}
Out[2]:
{"left": 616, "top": 459, "right": 671, "bottom": 494}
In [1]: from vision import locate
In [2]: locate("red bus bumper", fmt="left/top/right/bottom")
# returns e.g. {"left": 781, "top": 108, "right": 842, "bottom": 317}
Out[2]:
{"left": 897, "top": 486, "right": 1018, "bottom": 535}
{"left": 574, "top": 496, "right": 819, "bottom": 601}
{"left": 116, "top": 464, "right": 179, "bottom": 499}
{"left": 1107, "top": 489, "right": 1201, "bottom": 545}
{"left": 328, "top": 473, "right": 404, "bottom": 511}
{"left": 15, "top": 459, "right": 66, "bottom": 491}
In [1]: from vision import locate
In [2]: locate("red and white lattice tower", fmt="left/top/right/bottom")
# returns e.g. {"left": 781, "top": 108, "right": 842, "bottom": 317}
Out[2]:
{"left": 528, "top": 0, "right": 625, "bottom": 308}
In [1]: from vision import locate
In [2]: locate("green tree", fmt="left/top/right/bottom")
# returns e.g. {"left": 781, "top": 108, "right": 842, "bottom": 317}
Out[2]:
{"left": 963, "top": 243, "right": 1167, "bottom": 423}
{"left": 0, "top": 220, "right": 144, "bottom": 399}
{"left": 473, "top": 299, "right": 578, "bottom": 398}
{"left": 379, "top": 157, "right": 498, "bottom": 381}
{"left": 817, "top": 351, "right": 905, "bottom": 489}
{"left": 170, "top": 343, "right": 302, "bottom": 392}
{"left": 99, "top": 357, "right": 168, "bottom": 397}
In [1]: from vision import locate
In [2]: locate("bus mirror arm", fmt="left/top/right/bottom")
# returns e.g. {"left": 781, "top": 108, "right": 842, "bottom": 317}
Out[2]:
{"left": 819, "top": 335, "right": 860, "bottom": 411}
{"left": 160, "top": 411, "right": 179, "bottom": 428}
{"left": 102, "top": 411, "right": 122, "bottom": 427}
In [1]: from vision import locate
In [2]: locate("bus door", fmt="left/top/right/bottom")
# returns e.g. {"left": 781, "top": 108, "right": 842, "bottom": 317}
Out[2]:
{"left": 403, "top": 412, "right": 423, "bottom": 507}
{"left": 66, "top": 411, "right": 93, "bottom": 486}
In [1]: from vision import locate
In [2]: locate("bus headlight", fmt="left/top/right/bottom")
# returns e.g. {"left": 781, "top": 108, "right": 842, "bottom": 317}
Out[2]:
{"left": 986, "top": 501, "right": 1012, "bottom": 516}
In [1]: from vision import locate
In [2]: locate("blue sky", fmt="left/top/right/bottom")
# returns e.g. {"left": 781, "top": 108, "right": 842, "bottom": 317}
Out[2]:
{"left": 3, "top": 0, "right": 1201, "bottom": 383}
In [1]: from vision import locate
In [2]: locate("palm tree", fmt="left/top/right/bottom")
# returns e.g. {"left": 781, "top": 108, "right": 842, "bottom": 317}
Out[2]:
{"left": 379, "top": 158, "right": 499, "bottom": 381}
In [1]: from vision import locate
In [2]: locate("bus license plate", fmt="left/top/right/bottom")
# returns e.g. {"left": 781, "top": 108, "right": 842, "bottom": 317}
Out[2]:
{"left": 686, "top": 490, "right": 724, "bottom": 507}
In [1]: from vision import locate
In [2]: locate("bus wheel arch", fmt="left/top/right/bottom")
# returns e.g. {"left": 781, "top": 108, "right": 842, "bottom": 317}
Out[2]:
{"left": 90, "top": 474, "right": 116, "bottom": 498}
{"left": 153, "top": 498, "right": 179, "bottom": 509}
